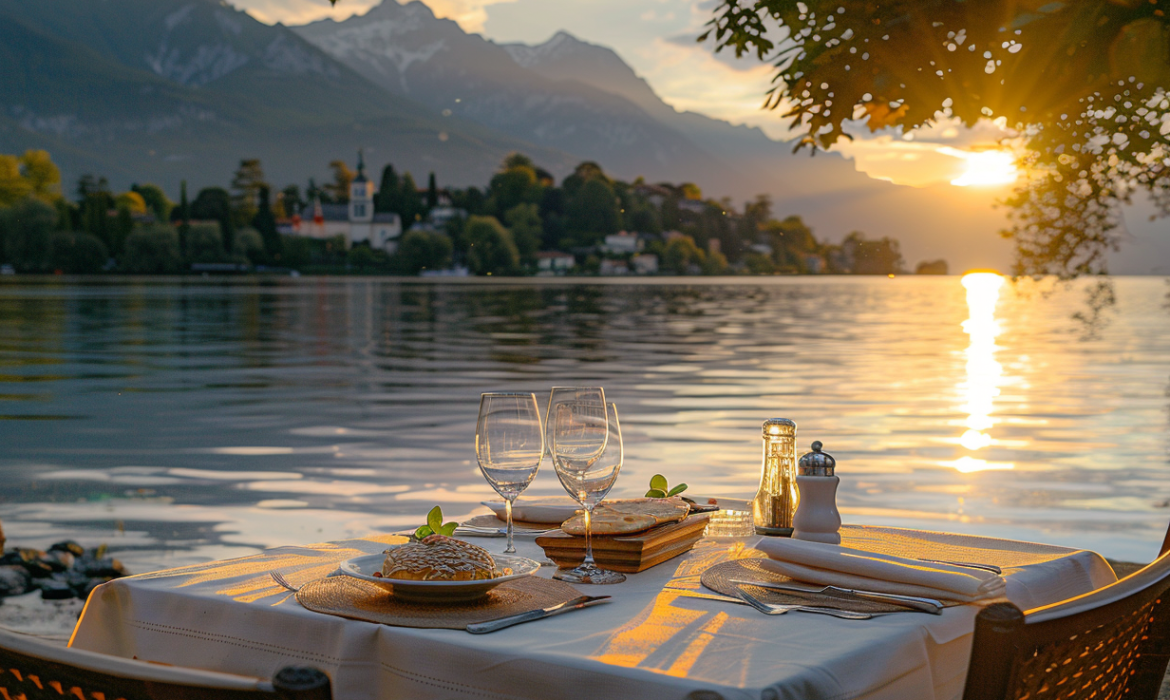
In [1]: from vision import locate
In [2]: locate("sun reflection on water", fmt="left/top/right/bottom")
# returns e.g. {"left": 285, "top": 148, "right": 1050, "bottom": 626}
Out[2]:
{"left": 952, "top": 272, "right": 1014, "bottom": 472}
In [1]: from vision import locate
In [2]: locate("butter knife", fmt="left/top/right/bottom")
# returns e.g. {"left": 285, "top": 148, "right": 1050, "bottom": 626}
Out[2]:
{"left": 466, "top": 595, "right": 611, "bottom": 634}
{"left": 731, "top": 579, "right": 944, "bottom": 614}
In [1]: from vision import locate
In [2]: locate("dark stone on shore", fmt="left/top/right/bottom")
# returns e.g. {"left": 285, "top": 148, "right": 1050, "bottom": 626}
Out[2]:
{"left": 23, "top": 560, "right": 54, "bottom": 579}
{"left": 0, "top": 566, "right": 30, "bottom": 597}
{"left": 39, "top": 580, "right": 73, "bottom": 600}
{"left": 0, "top": 544, "right": 129, "bottom": 601}
{"left": 42, "top": 551, "right": 73, "bottom": 572}
{"left": 49, "top": 541, "right": 85, "bottom": 557}
{"left": 75, "top": 556, "right": 126, "bottom": 579}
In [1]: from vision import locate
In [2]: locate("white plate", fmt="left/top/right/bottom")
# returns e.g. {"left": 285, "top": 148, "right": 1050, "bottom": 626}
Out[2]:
{"left": 338, "top": 551, "right": 540, "bottom": 603}
{"left": 481, "top": 497, "right": 582, "bottom": 524}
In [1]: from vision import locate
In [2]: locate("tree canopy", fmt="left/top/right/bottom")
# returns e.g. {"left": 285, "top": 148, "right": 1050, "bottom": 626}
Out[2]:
{"left": 0, "top": 150, "right": 61, "bottom": 207}
{"left": 702, "top": 0, "right": 1170, "bottom": 276}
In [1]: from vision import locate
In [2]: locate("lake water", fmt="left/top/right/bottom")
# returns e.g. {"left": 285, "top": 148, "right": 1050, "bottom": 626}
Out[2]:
{"left": 1, "top": 275, "right": 1168, "bottom": 573}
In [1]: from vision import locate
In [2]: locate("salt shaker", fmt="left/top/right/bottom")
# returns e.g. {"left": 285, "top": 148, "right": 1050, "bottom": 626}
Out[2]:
{"left": 752, "top": 418, "right": 800, "bottom": 536}
{"left": 792, "top": 441, "right": 841, "bottom": 545}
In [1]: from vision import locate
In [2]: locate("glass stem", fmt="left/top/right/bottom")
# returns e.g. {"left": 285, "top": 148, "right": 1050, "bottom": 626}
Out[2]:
{"left": 582, "top": 506, "right": 595, "bottom": 566}
{"left": 504, "top": 498, "right": 516, "bottom": 554}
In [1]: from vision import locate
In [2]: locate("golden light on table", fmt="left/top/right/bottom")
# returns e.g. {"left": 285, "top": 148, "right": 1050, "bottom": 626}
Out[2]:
{"left": 950, "top": 272, "right": 1014, "bottom": 472}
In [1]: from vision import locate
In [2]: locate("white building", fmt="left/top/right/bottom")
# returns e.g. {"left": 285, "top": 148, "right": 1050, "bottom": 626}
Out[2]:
{"left": 536, "top": 251, "right": 575, "bottom": 276}
{"left": 602, "top": 231, "right": 642, "bottom": 255}
{"left": 632, "top": 254, "right": 659, "bottom": 275}
{"left": 293, "top": 152, "right": 402, "bottom": 252}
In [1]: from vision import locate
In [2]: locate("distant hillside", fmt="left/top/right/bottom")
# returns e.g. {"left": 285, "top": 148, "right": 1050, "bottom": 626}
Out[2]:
{"left": 296, "top": 3, "right": 1011, "bottom": 269}
{"left": 0, "top": 0, "right": 573, "bottom": 193}
{"left": 0, "top": 0, "right": 1014, "bottom": 268}
{"left": 293, "top": 2, "right": 742, "bottom": 187}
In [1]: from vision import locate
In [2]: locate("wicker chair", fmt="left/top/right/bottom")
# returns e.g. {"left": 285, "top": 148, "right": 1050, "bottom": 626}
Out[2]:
{"left": 961, "top": 545, "right": 1170, "bottom": 700}
{"left": 0, "top": 627, "right": 331, "bottom": 700}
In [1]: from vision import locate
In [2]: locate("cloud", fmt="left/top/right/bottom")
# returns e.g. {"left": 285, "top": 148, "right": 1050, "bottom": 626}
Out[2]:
{"left": 418, "top": 0, "right": 518, "bottom": 32}
{"left": 832, "top": 119, "right": 1019, "bottom": 187}
{"left": 634, "top": 36, "right": 779, "bottom": 126}
{"left": 234, "top": 0, "right": 378, "bottom": 25}
{"left": 665, "top": 32, "right": 764, "bottom": 72}
{"left": 235, "top": 0, "right": 516, "bottom": 31}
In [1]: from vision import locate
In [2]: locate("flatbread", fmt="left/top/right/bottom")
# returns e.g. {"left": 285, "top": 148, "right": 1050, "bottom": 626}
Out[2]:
{"left": 561, "top": 497, "right": 690, "bottom": 536}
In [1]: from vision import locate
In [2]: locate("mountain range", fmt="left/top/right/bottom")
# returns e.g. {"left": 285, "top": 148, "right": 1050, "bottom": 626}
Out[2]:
{"left": 0, "top": 0, "right": 1014, "bottom": 269}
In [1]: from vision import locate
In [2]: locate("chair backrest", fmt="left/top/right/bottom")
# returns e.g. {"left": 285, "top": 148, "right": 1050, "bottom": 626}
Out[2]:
{"left": 961, "top": 549, "right": 1170, "bottom": 700}
{"left": 0, "top": 628, "right": 331, "bottom": 700}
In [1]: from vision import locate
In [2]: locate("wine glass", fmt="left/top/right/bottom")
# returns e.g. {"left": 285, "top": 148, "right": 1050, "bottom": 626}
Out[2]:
{"left": 545, "top": 387, "right": 606, "bottom": 460}
{"left": 476, "top": 392, "right": 544, "bottom": 554}
{"left": 551, "top": 401, "right": 626, "bottom": 585}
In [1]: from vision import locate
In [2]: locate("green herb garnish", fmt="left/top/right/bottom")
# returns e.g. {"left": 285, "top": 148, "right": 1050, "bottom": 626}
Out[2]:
{"left": 645, "top": 474, "right": 688, "bottom": 499}
{"left": 414, "top": 505, "right": 459, "bottom": 539}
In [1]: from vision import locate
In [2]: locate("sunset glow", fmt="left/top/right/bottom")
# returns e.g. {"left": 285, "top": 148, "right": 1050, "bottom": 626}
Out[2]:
{"left": 951, "top": 272, "right": 1014, "bottom": 473}
{"left": 947, "top": 149, "right": 1019, "bottom": 187}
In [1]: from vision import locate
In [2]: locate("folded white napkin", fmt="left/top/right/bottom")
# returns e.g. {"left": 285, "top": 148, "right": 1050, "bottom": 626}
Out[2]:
{"left": 754, "top": 538, "right": 1007, "bottom": 603}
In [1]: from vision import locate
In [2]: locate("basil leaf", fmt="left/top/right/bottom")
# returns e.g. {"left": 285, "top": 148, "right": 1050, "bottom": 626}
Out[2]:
{"left": 645, "top": 488, "right": 667, "bottom": 498}
{"left": 415, "top": 525, "right": 433, "bottom": 539}
{"left": 667, "top": 483, "right": 689, "bottom": 497}
{"left": 649, "top": 474, "right": 668, "bottom": 491}
{"left": 427, "top": 505, "right": 443, "bottom": 532}
{"left": 438, "top": 522, "right": 458, "bottom": 536}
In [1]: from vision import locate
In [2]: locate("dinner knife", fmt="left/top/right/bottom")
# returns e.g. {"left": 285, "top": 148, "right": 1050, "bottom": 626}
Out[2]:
{"left": 917, "top": 558, "right": 1003, "bottom": 575}
{"left": 466, "top": 595, "right": 612, "bottom": 634}
{"left": 731, "top": 579, "right": 944, "bottom": 614}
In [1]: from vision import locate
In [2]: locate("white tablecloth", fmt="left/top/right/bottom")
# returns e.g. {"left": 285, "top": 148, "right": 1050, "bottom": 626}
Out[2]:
{"left": 69, "top": 525, "right": 1117, "bottom": 700}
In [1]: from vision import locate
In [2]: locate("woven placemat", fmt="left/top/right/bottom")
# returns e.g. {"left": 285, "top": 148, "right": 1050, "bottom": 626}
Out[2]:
{"left": 701, "top": 559, "right": 959, "bottom": 615}
{"left": 295, "top": 575, "right": 580, "bottom": 629}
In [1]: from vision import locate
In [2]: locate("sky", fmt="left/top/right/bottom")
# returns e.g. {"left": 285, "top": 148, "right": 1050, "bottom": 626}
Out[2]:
{"left": 235, "top": 0, "right": 1019, "bottom": 190}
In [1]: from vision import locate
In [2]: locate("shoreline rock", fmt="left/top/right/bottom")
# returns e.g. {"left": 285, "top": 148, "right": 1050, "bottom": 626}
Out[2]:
{"left": 0, "top": 541, "right": 129, "bottom": 601}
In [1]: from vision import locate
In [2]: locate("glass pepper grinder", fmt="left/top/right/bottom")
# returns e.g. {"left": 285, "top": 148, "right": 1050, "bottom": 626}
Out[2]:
{"left": 792, "top": 441, "right": 841, "bottom": 545}
{"left": 752, "top": 418, "right": 799, "bottom": 536}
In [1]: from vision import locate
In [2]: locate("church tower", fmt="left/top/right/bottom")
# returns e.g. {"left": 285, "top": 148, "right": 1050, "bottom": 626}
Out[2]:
{"left": 349, "top": 150, "right": 373, "bottom": 224}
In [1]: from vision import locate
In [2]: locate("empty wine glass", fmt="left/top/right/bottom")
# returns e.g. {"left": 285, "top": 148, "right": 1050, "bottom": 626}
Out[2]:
{"left": 551, "top": 401, "right": 625, "bottom": 585}
{"left": 545, "top": 387, "right": 606, "bottom": 460}
{"left": 476, "top": 392, "right": 544, "bottom": 554}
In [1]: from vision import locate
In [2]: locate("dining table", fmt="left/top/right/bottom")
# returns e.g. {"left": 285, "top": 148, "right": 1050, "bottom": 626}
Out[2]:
{"left": 68, "top": 521, "right": 1118, "bottom": 700}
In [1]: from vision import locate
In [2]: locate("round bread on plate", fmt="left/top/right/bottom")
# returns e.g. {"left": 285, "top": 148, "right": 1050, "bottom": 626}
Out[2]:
{"left": 338, "top": 535, "right": 539, "bottom": 603}
{"left": 381, "top": 535, "right": 497, "bottom": 581}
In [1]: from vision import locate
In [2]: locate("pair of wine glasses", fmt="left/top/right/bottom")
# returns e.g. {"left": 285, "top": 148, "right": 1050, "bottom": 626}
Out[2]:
{"left": 475, "top": 386, "right": 625, "bottom": 585}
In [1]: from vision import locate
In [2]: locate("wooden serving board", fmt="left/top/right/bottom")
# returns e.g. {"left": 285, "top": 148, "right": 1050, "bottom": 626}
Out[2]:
{"left": 535, "top": 514, "right": 710, "bottom": 573}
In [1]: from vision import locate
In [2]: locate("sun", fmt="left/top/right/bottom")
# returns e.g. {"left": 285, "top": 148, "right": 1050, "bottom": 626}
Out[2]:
{"left": 939, "top": 147, "right": 1020, "bottom": 187}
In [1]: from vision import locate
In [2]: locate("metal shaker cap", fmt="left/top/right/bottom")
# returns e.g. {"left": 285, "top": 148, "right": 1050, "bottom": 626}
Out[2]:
{"left": 798, "top": 441, "right": 836, "bottom": 476}
{"left": 762, "top": 418, "right": 796, "bottom": 437}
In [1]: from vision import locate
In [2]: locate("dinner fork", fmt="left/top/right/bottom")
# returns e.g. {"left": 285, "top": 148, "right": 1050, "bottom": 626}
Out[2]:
{"left": 734, "top": 587, "right": 873, "bottom": 620}
{"left": 270, "top": 571, "right": 301, "bottom": 592}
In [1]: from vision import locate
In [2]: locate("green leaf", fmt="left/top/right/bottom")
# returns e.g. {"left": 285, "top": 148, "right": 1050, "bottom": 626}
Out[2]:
{"left": 645, "top": 488, "right": 667, "bottom": 498}
{"left": 649, "top": 474, "right": 668, "bottom": 491}
{"left": 414, "top": 525, "right": 433, "bottom": 540}
{"left": 667, "top": 483, "right": 689, "bottom": 497}
{"left": 426, "top": 505, "right": 443, "bottom": 532}
{"left": 438, "top": 522, "right": 458, "bottom": 536}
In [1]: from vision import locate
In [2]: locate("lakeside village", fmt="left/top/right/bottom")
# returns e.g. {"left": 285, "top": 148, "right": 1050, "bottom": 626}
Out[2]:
{"left": 0, "top": 149, "right": 949, "bottom": 278}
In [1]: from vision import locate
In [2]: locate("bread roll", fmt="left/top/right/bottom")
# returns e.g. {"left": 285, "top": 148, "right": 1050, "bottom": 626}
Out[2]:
{"left": 381, "top": 534, "right": 497, "bottom": 581}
